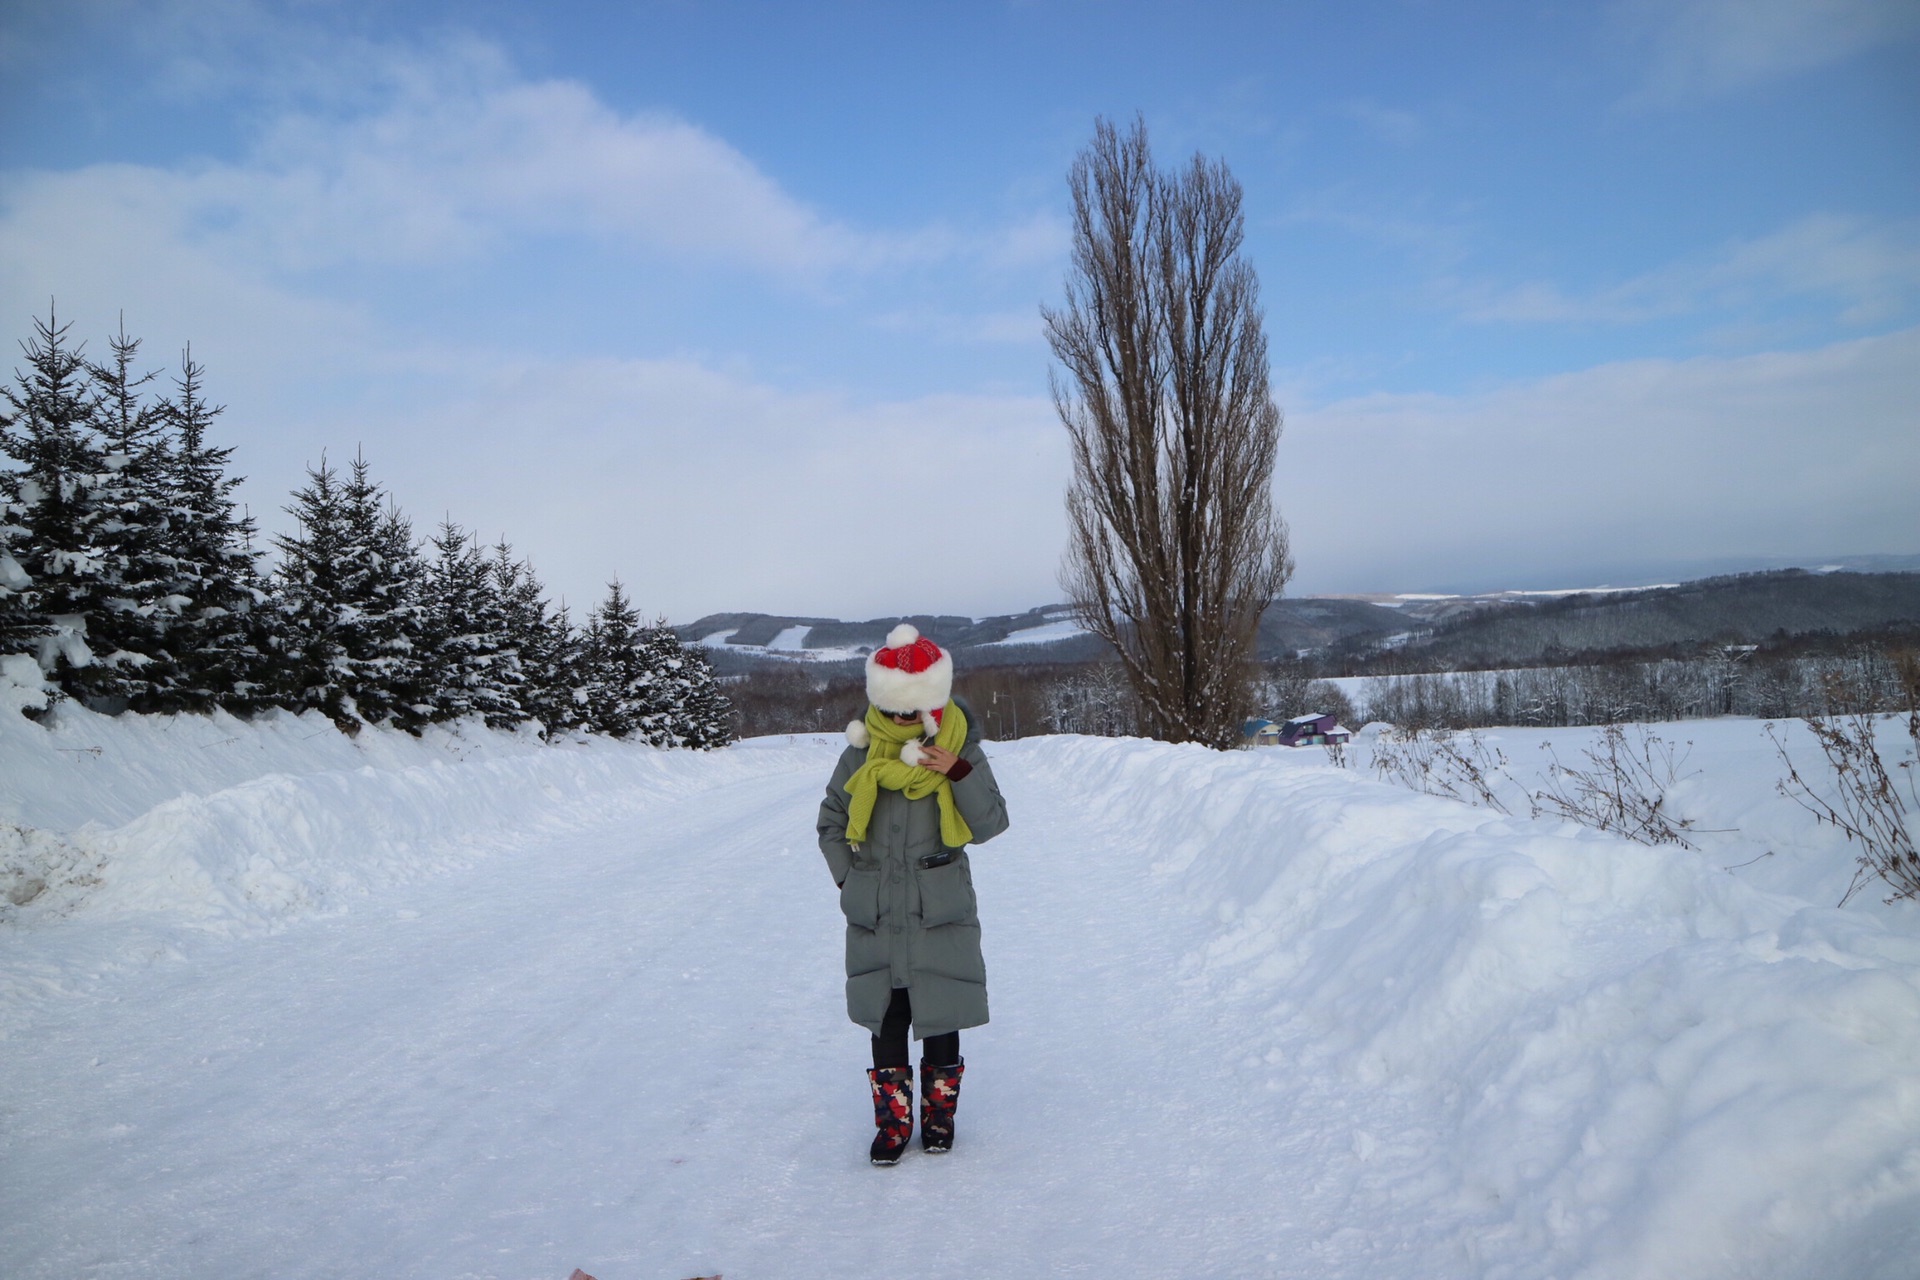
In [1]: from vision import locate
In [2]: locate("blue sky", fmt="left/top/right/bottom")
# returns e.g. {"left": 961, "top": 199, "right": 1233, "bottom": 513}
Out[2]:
{"left": 2, "top": 0, "right": 1916, "bottom": 621}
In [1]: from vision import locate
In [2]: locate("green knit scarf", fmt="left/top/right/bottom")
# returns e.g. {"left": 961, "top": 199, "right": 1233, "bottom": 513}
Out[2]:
{"left": 843, "top": 700, "right": 973, "bottom": 849}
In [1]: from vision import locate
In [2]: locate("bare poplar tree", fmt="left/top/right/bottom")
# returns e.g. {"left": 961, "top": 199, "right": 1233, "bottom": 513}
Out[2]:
{"left": 1044, "top": 117, "right": 1293, "bottom": 748}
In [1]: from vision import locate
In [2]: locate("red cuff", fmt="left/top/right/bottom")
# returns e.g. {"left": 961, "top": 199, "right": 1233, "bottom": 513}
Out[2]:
{"left": 946, "top": 757, "right": 973, "bottom": 783}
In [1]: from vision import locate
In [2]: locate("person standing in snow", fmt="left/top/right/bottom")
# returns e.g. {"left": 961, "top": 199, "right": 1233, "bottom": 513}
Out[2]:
{"left": 817, "top": 624, "right": 1010, "bottom": 1165}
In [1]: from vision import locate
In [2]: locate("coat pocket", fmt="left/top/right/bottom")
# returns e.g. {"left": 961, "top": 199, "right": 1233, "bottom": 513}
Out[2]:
{"left": 916, "top": 857, "right": 978, "bottom": 928}
{"left": 838, "top": 866, "right": 881, "bottom": 930}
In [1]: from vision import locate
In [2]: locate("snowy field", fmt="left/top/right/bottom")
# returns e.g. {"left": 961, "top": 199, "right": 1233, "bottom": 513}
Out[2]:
{"left": 3, "top": 689, "right": 1918, "bottom": 1279}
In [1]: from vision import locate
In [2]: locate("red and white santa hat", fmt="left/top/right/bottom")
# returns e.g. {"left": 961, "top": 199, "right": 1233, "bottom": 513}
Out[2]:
{"left": 846, "top": 624, "right": 953, "bottom": 749}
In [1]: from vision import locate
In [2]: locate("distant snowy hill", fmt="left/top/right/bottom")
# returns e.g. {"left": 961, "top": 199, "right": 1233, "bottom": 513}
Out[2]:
{"left": 1413, "top": 551, "right": 1920, "bottom": 596}
{"left": 679, "top": 599, "right": 1413, "bottom": 668}
{"left": 680, "top": 604, "right": 1116, "bottom": 669}
{"left": 679, "top": 567, "right": 1920, "bottom": 669}
{"left": 1330, "top": 569, "right": 1920, "bottom": 669}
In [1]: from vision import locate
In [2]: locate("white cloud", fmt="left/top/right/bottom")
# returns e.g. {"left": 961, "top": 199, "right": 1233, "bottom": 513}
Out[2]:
{"left": 244, "top": 328, "right": 1917, "bottom": 617}
{"left": 1447, "top": 214, "right": 1920, "bottom": 327}
{"left": 0, "top": 47, "right": 876, "bottom": 280}
{"left": 0, "top": 19, "right": 1078, "bottom": 621}
{"left": 12, "top": 5, "right": 1908, "bottom": 618}
{"left": 295, "top": 355, "right": 1068, "bottom": 622}
{"left": 0, "top": 161, "right": 378, "bottom": 418}
{"left": 1280, "top": 326, "right": 1920, "bottom": 592}
{"left": 1, "top": 23, "right": 1061, "bottom": 357}
{"left": 1615, "top": 0, "right": 1920, "bottom": 105}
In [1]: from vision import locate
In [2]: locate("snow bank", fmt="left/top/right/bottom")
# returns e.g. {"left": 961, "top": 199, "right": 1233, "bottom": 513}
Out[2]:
{"left": 997, "top": 733, "right": 1920, "bottom": 1279}
{"left": 0, "top": 689, "right": 813, "bottom": 939}
{"left": 1365, "top": 716, "right": 1919, "bottom": 913}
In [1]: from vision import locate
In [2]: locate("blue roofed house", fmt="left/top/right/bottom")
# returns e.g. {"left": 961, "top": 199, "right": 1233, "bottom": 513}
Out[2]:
{"left": 1241, "top": 717, "right": 1285, "bottom": 746}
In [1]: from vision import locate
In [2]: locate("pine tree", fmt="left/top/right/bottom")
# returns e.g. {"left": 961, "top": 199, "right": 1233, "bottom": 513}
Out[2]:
{"left": 635, "top": 621, "right": 734, "bottom": 748}
{"left": 273, "top": 450, "right": 427, "bottom": 730}
{"left": 81, "top": 318, "right": 180, "bottom": 711}
{"left": 576, "top": 579, "right": 733, "bottom": 748}
{"left": 272, "top": 454, "right": 351, "bottom": 723}
{"left": 491, "top": 541, "right": 578, "bottom": 737}
{"left": 581, "top": 579, "right": 651, "bottom": 738}
{"left": 0, "top": 419, "right": 46, "bottom": 665}
{"left": 542, "top": 599, "right": 590, "bottom": 738}
{"left": 0, "top": 485, "right": 40, "bottom": 662}
{"left": 0, "top": 306, "right": 112, "bottom": 696}
{"left": 155, "top": 345, "right": 271, "bottom": 713}
{"left": 679, "top": 639, "right": 733, "bottom": 748}
{"left": 422, "top": 519, "right": 523, "bottom": 728}
{"left": 341, "top": 454, "right": 429, "bottom": 728}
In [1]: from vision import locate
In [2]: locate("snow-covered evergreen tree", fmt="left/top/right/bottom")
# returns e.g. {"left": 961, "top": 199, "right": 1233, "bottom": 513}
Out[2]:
{"left": 344, "top": 454, "right": 429, "bottom": 728}
{"left": 635, "top": 621, "right": 734, "bottom": 748}
{"left": 0, "top": 427, "right": 46, "bottom": 665}
{"left": 422, "top": 520, "right": 523, "bottom": 728}
{"left": 680, "top": 641, "right": 733, "bottom": 748}
{"left": 545, "top": 600, "right": 591, "bottom": 738}
{"left": 0, "top": 307, "right": 111, "bottom": 696}
{"left": 0, "top": 486, "right": 39, "bottom": 661}
{"left": 154, "top": 346, "right": 272, "bottom": 713}
{"left": 579, "top": 579, "right": 733, "bottom": 748}
{"left": 491, "top": 541, "right": 580, "bottom": 738}
{"left": 581, "top": 579, "right": 650, "bottom": 738}
{"left": 274, "top": 451, "right": 428, "bottom": 730}
{"left": 80, "top": 320, "right": 181, "bottom": 711}
{"left": 272, "top": 455, "right": 349, "bottom": 721}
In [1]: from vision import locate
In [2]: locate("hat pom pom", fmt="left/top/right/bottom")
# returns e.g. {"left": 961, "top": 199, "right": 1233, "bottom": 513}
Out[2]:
{"left": 885, "top": 623, "right": 919, "bottom": 648}
{"left": 900, "top": 739, "right": 927, "bottom": 768}
{"left": 845, "top": 720, "right": 869, "bottom": 748}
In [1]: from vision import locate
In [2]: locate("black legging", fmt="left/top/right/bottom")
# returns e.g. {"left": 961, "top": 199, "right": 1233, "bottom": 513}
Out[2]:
{"left": 871, "top": 986, "right": 959, "bottom": 1070}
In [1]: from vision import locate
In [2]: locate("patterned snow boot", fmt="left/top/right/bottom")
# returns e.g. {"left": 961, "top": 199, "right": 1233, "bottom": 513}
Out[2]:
{"left": 867, "top": 1066, "right": 914, "bottom": 1165}
{"left": 919, "top": 1059, "right": 965, "bottom": 1153}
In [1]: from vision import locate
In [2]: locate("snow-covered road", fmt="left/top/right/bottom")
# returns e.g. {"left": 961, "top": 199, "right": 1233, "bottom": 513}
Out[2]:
{"left": 3, "top": 741, "right": 1342, "bottom": 1278}
{"left": 4, "top": 708, "right": 1918, "bottom": 1278}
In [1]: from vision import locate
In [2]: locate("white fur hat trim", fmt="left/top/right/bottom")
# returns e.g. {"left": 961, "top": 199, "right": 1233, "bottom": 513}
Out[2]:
{"left": 845, "top": 719, "right": 869, "bottom": 748}
{"left": 899, "top": 740, "right": 928, "bottom": 767}
{"left": 866, "top": 624, "right": 953, "bottom": 716}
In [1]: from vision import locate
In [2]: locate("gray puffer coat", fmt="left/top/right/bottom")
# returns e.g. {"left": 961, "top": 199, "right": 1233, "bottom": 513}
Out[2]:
{"left": 816, "top": 697, "right": 1010, "bottom": 1038}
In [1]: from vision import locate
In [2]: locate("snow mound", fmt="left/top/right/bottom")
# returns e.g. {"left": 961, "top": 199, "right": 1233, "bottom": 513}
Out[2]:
{"left": 996, "top": 734, "right": 1920, "bottom": 1278}
{"left": 0, "top": 699, "right": 801, "bottom": 938}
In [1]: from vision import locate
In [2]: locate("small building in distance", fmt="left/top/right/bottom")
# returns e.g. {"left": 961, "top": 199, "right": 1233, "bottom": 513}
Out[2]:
{"left": 1275, "top": 712, "right": 1351, "bottom": 747}
{"left": 1241, "top": 718, "right": 1285, "bottom": 746}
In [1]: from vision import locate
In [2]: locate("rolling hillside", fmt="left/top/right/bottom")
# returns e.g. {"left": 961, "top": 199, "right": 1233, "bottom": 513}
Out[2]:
{"left": 679, "top": 570, "right": 1920, "bottom": 673}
